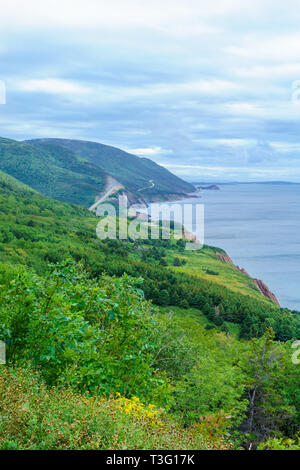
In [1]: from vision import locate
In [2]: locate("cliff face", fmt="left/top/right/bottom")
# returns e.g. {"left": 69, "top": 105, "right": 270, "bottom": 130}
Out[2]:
{"left": 253, "top": 279, "right": 280, "bottom": 306}
{"left": 216, "top": 253, "right": 235, "bottom": 265}
{"left": 216, "top": 252, "right": 280, "bottom": 306}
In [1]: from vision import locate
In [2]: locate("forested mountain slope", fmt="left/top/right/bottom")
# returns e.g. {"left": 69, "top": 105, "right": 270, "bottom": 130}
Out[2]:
{"left": 0, "top": 169, "right": 298, "bottom": 341}
{"left": 27, "top": 138, "right": 195, "bottom": 201}
{"left": 0, "top": 169, "right": 299, "bottom": 450}
{"left": 0, "top": 136, "right": 195, "bottom": 207}
{"left": 0, "top": 137, "right": 107, "bottom": 206}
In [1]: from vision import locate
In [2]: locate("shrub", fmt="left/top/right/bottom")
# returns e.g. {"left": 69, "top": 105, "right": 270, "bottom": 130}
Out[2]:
{"left": 0, "top": 366, "right": 233, "bottom": 450}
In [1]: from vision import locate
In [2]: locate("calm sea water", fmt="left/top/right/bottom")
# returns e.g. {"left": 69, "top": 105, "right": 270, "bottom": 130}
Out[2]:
{"left": 151, "top": 183, "right": 300, "bottom": 311}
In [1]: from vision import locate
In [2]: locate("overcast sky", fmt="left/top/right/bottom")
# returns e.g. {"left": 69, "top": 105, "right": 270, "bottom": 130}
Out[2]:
{"left": 1, "top": 0, "right": 300, "bottom": 181}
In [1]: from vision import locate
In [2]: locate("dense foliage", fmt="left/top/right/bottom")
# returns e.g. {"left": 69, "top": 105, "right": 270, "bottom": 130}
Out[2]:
{"left": 28, "top": 138, "right": 194, "bottom": 198}
{"left": 0, "top": 136, "right": 194, "bottom": 206}
{"left": 0, "top": 138, "right": 106, "bottom": 206}
{"left": 0, "top": 170, "right": 299, "bottom": 449}
{"left": 0, "top": 366, "right": 233, "bottom": 450}
{"left": 0, "top": 261, "right": 299, "bottom": 449}
{"left": 0, "top": 170, "right": 299, "bottom": 342}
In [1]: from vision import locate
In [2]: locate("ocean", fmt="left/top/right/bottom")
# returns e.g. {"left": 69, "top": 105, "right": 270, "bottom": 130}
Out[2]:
{"left": 150, "top": 183, "right": 300, "bottom": 311}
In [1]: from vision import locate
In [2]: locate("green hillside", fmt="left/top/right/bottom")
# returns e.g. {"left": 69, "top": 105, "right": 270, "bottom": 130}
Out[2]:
{"left": 0, "top": 136, "right": 194, "bottom": 208}
{"left": 0, "top": 168, "right": 298, "bottom": 341}
{"left": 0, "top": 137, "right": 107, "bottom": 207}
{"left": 0, "top": 168, "right": 37, "bottom": 194}
{"left": 0, "top": 169, "right": 299, "bottom": 450}
{"left": 27, "top": 138, "right": 195, "bottom": 200}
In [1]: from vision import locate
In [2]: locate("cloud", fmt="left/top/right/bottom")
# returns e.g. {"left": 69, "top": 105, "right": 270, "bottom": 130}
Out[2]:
{"left": 0, "top": 1, "right": 300, "bottom": 181}
{"left": 224, "top": 33, "right": 300, "bottom": 62}
{"left": 0, "top": 0, "right": 263, "bottom": 32}
{"left": 245, "top": 141, "right": 278, "bottom": 164}
{"left": 18, "top": 79, "right": 92, "bottom": 95}
{"left": 225, "top": 102, "right": 265, "bottom": 117}
{"left": 232, "top": 64, "right": 300, "bottom": 79}
{"left": 127, "top": 146, "right": 173, "bottom": 157}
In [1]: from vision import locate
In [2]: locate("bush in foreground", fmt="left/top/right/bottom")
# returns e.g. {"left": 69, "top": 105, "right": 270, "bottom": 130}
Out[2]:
{"left": 0, "top": 366, "right": 232, "bottom": 450}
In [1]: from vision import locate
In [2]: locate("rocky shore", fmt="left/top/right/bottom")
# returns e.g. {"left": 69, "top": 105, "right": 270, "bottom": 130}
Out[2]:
{"left": 216, "top": 253, "right": 280, "bottom": 306}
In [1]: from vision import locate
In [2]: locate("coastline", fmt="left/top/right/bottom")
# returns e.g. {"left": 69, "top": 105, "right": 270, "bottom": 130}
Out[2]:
{"left": 142, "top": 190, "right": 281, "bottom": 307}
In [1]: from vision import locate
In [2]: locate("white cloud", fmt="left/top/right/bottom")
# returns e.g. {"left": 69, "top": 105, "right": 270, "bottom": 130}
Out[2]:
{"left": 211, "top": 138, "right": 253, "bottom": 146}
{"left": 115, "top": 79, "right": 241, "bottom": 100}
{"left": 224, "top": 102, "right": 265, "bottom": 117}
{"left": 162, "top": 163, "right": 300, "bottom": 181}
{"left": 143, "top": 80, "right": 242, "bottom": 97}
{"left": 232, "top": 63, "right": 300, "bottom": 79}
{"left": 270, "top": 141, "right": 300, "bottom": 152}
{"left": 225, "top": 33, "right": 300, "bottom": 62}
{"left": 18, "top": 79, "right": 92, "bottom": 95}
{"left": 2, "top": 0, "right": 300, "bottom": 182}
{"left": 0, "top": 0, "right": 262, "bottom": 32}
{"left": 222, "top": 101, "right": 300, "bottom": 120}
{"left": 127, "top": 146, "right": 173, "bottom": 156}
{"left": 16, "top": 78, "right": 241, "bottom": 104}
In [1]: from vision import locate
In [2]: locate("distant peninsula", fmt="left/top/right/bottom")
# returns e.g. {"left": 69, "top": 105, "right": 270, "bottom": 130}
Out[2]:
{"left": 196, "top": 184, "right": 220, "bottom": 190}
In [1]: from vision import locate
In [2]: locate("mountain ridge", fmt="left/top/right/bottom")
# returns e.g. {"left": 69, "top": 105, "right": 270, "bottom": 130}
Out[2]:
{"left": 0, "top": 137, "right": 107, "bottom": 207}
{"left": 26, "top": 138, "right": 194, "bottom": 203}
{"left": 0, "top": 136, "right": 194, "bottom": 207}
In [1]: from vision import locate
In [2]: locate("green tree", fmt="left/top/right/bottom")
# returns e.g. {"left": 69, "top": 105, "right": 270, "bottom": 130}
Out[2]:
{"left": 239, "top": 329, "right": 297, "bottom": 448}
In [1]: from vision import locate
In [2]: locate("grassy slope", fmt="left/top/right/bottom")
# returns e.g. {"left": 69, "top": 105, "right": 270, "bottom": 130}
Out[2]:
{"left": 0, "top": 171, "right": 299, "bottom": 450}
{"left": 165, "top": 245, "right": 275, "bottom": 306}
{"left": 0, "top": 350, "right": 231, "bottom": 451}
{"left": 27, "top": 138, "right": 195, "bottom": 198}
{"left": 0, "top": 167, "right": 103, "bottom": 272}
{"left": 1, "top": 169, "right": 299, "bottom": 341}
{"left": 0, "top": 168, "right": 264, "bottom": 304}
{"left": 0, "top": 137, "right": 107, "bottom": 207}
{"left": 0, "top": 169, "right": 37, "bottom": 194}
{"left": 0, "top": 168, "right": 283, "bottom": 307}
{"left": 157, "top": 304, "right": 241, "bottom": 338}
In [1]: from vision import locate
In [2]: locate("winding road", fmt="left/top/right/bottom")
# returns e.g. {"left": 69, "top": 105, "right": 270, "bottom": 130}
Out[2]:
{"left": 89, "top": 176, "right": 123, "bottom": 211}
{"left": 89, "top": 178, "right": 155, "bottom": 212}
{"left": 137, "top": 179, "right": 155, "bottom": 192}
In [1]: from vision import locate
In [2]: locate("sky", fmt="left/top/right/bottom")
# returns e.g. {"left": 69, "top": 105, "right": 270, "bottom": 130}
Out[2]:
{"left": 1, "top": 0, "right": 300, "bottom": 182}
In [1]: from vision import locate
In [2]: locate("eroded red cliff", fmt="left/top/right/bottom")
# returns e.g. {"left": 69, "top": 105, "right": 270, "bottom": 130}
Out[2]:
{"left": 216, "top": 252, "right": 280, "bottom": 306}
